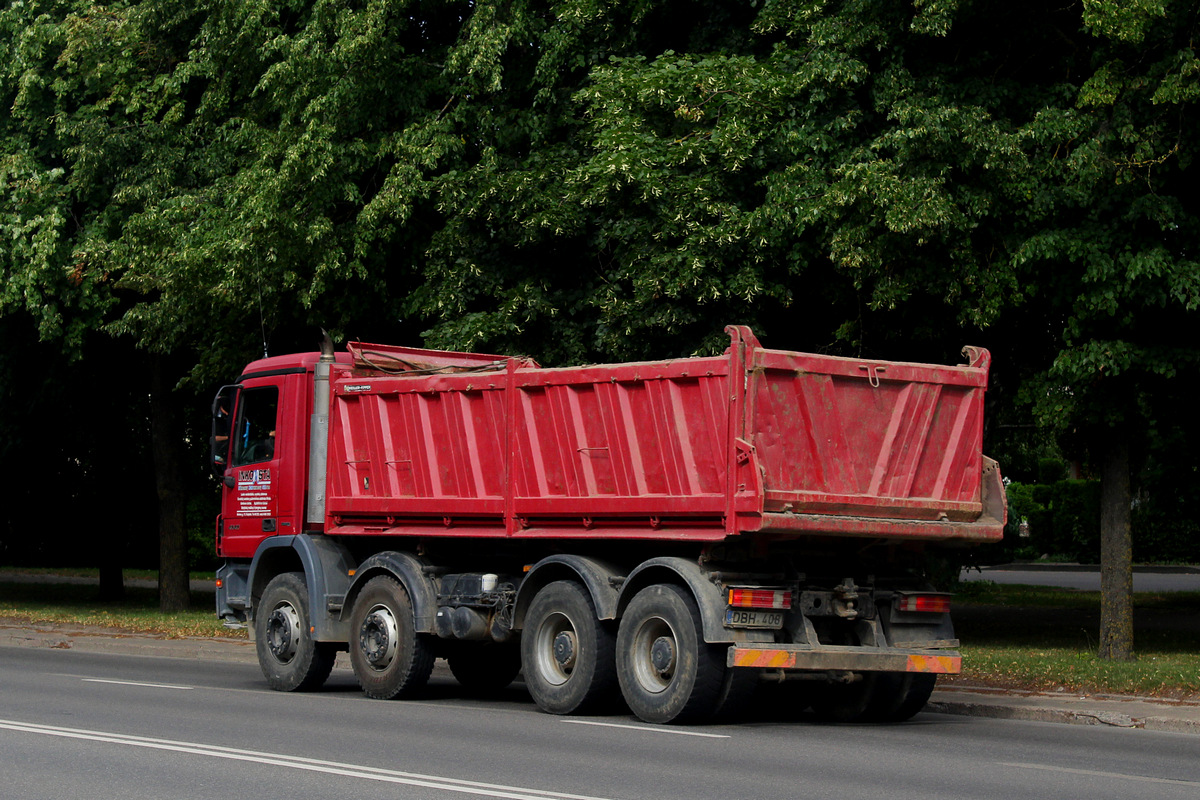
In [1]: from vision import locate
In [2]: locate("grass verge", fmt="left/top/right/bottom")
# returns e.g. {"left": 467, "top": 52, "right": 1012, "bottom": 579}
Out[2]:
{"left": 953, "top": 645, "right": 1200, "bottom": 699}
{"left": 0, "top": 576, "right": 244, "bottom": 639}
{"left": 952, "top": 581, "right": 1200, "bottom": 700}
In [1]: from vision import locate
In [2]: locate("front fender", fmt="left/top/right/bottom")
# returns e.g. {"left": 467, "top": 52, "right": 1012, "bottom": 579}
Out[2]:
{"left": 247, "top": 534, "right": 355, "bottom": 642}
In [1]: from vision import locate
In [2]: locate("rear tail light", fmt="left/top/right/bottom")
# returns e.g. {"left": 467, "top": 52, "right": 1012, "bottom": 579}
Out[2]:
{"left": 727, "top": 588, "right": 793, "bottom": 610}
{"left": 895, "top": 593, "right": 951, "bottom": 613}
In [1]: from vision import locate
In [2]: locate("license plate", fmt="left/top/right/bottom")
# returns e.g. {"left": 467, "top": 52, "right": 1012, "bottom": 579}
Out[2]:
{"left": 725, "top": 608, "right": 784, "bottom": 629}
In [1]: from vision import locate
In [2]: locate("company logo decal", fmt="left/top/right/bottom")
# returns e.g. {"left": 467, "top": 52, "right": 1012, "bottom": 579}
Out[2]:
{"left": 235, "top": 468, "right": 273, "bottom": 517}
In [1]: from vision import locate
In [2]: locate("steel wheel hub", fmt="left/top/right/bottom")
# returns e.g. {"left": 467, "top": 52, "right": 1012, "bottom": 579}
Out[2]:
{"left": 360, "top": 605, "right": 400, "bottom": 669}
{"left": 650, "top": 636, "right": 676, "bottom": 677}
{"left": 534, "top": 611, "right": 577, "bottom": 686}
{"left": 266, "top": 603, "right": 301, "bottom": 662}
{"left": 553, "top": 630, "right": 578, "bottom": 671}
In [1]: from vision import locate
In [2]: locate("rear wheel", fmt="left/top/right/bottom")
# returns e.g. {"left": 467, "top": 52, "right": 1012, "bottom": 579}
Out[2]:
{"left": 867, "top": 673, "right": 937, "bottom": 722}
{"left": 872, "top": 592, "right": 948, "bottom": 722}
{"left": 754, "top": 680, "right": 818, "bottom": 721}
{"left": 809, "top": 674, "right": 879, "bottom": 723}
{"left": 617, "top": 584, "right": 727, "bottom": 724}
{"left": 521, "top": 581, "right": 619, "bottom": 715}
{"left": 349, "top": 575, "right": 435, "bottom": 699}
{"left": 714, "top": 666, "right": 758, "bottom": 721}
{"left": 447, "top": 643, "right": 523, "bottom": 694}
{"left": 255, "top": 572, "right": 336, "bottom": 692}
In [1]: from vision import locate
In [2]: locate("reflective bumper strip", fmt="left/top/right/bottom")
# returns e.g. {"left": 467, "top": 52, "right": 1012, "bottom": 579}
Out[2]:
{"left": 905, "top": 654, "right": 961, "bottom": 673}
{"left": 728, "top": 647, "right": 961, "bottom": 674}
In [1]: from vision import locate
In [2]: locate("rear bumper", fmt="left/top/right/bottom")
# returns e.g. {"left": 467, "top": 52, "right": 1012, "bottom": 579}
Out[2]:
{"left": 728, "top": 645, "right": 961, "bottom": 674}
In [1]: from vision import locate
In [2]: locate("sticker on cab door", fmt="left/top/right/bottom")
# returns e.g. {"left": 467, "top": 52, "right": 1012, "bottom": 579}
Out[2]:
{"left": 235, "top": 468, "right": 274, "bottom": 517}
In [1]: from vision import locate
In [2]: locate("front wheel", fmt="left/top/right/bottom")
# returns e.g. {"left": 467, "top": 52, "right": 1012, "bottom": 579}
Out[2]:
{"left": 617, "top": 584, "right": 727, "bottom": 724}
{"left": 255, "top": 572, "right": 336, "bottom": 692}
{"left": 348, "top": 575, "right": 435, "bottom": 700}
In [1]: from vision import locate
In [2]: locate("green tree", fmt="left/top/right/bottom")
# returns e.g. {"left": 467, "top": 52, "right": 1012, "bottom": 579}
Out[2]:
{"left": 4, "top": 1, "right": 1196, "bottom": 648}
{"left": 407, "top": 0, "right": 1200, "bottom": 659}
{"left": 1019, "top": 0, "right": 1200, "bottom": 660}
{"left": 1, "top": 0, "right": 461, "bottom": 605}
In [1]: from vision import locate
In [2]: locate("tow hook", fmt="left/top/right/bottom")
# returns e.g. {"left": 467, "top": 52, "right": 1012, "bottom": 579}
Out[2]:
{"left": 832, "top": 578, "right": 860, "bottom": 620}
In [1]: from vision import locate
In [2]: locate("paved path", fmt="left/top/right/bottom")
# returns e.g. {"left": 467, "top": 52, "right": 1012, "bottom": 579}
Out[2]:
{"left": 0, "top": 571, "right": 216, "bottom": 593}
{"left": 960, "top": 564, "right": 1200, "bottom": 593}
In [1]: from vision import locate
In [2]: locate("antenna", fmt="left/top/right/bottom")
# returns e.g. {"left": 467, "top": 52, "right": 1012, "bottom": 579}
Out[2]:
{"left": 255, "top": 264, "right": 269, "bottom": 358}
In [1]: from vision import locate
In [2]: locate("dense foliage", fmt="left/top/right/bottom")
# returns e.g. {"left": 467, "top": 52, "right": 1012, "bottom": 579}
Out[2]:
{"left": 2, "top": 2, "right": 1197, "bottom": 619}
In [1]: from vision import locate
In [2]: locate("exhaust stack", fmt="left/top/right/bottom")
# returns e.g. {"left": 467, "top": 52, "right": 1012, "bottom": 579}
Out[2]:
{"left": 306, "top": 331, "right": 336, "bottom": 526}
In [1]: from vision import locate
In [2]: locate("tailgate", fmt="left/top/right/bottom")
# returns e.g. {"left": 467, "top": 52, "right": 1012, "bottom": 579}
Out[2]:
{"left": 746, "top": 343, "right": 991, "bottom": 525}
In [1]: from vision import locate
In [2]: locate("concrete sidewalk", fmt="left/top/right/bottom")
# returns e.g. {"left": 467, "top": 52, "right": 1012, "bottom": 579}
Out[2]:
{"left": 3, "top": 619, "right": 1196, "bottom": 735}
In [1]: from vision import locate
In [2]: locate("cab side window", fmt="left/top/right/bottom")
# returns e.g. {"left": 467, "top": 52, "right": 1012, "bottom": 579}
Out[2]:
{"left": 232, "top": 388, "right": 279, "bottom": 466}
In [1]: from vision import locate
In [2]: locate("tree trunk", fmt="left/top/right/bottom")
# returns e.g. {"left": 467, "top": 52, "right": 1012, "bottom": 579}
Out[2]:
{"left": 1098, "top": 434, "right": 1133, "bottom": 661}
{"left": 150, "top": 356, "right": 190, "bottom": 613}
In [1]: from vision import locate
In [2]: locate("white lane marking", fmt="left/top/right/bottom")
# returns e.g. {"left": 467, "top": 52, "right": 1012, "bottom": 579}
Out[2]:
{"left": 0, "top": 718, "right": 622, "bottom": 800}
{"left": 83, "top": 678, "right": 193, "bottom": 690}
{"left": 561, "top": 720, "right": 730, "bottom": 739}
{"left": 1000, "top": 762, "right": 1199, "bottom": 787}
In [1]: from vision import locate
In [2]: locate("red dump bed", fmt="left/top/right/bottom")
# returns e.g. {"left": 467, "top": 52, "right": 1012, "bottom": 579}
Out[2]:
{"left": 324, "top": 327, "right": 1004, "bottom": 543}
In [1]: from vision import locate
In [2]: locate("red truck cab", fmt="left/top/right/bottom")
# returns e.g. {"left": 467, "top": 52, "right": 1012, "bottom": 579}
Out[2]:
{"left": 212, "top": 351, "right": 356, "bottom": 558}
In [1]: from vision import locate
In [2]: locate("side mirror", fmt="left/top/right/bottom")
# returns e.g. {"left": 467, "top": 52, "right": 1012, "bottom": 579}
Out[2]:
{"left": 210, "top": 385, "right": 239, "bottom": 479}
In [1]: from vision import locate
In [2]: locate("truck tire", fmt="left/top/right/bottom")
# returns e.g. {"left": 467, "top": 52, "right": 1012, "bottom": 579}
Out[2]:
{"left": 714, "top": 664, "right": 758, "bottom": 721}
{"left": 447, "top": 643, "right": 522, "bottom": 694}
{"left": 255, "top": 572, "right": 336, "bottom": 692}
{"left": 349, "top": 575, "right": 435, "bottom": 700}
{"left": 809, "top": 675, "right": 878, "bottom": 723}
{"left": 867, "top": 673, "right": 937, "bottom": 722}
{"left": 617, "top": 584, "right": 726, "bottom": 724}
{"left": 521, "top": 580, "right": 619, "bottom": 715}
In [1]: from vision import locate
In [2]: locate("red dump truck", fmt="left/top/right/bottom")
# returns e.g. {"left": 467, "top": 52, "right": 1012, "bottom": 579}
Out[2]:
{"left": 211, "top": 326, "right": 1004, "bottom": 723}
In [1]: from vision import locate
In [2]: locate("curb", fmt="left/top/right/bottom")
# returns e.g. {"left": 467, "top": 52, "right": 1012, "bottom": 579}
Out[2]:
{"left": 929, "top": 686, "right": 1200, "bottom": 735}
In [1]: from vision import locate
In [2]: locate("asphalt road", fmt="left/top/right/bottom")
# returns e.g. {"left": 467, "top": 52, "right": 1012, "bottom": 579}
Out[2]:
{"left": 2, "top": 646, "right": 1198, "bottom": 800}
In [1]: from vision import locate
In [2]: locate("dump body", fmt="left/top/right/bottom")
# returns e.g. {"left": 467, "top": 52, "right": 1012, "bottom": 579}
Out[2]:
{"left": 323, "top": 326, "right": 1003, "bottom": 544}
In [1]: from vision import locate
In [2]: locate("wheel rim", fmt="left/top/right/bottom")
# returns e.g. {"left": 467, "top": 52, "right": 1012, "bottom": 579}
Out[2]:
{"left": 533, "top": 611, "right": 577, "bottom": 686}
{"left": 266, "top": 602, "right": 301, "bottom": 664}
{"left": 630, "top": 614, "right": 676, "bottom": 694}
{"left": 359, "top": 603, "right": 400, "bottom": 671}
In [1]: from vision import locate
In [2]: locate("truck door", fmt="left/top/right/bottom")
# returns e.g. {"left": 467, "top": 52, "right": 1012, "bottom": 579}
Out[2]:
{"left": 219, "top": 383, "right": 284, "bottom": 558}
